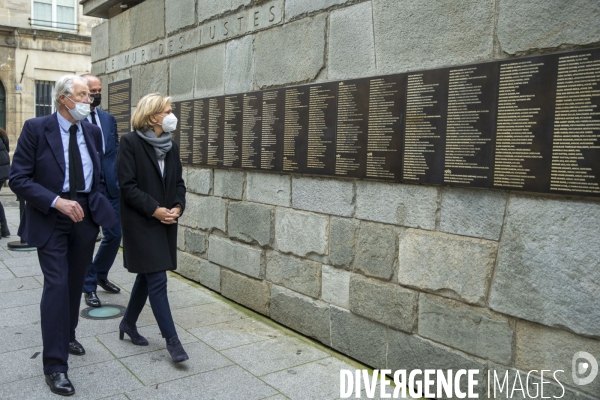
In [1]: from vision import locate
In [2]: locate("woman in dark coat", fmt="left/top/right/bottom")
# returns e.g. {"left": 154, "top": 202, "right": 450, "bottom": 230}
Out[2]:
{"left": 0, "top": 128, "right": 11, "bottom": 237}
{"left": 117, "top": 93, "right": 188, "bottom": 362}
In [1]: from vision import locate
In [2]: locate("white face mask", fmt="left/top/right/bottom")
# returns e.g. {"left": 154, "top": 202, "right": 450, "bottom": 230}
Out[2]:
{"left": 66, "top": 96, "right": 91, "bottom": 121}
{"left": 161, "top": 113, "right": 178, "bottom": 132}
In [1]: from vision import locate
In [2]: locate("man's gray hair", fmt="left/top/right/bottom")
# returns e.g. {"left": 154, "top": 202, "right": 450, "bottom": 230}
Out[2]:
{"left": 52, "top": 75, "right": 87, "bottom": 110}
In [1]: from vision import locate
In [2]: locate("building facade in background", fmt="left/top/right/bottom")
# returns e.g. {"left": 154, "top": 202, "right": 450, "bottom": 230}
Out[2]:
{"left": 0, "top": 0, "right": 101, "bottom": 143}
{"left": 86, "top": 0, "right": 600, "bottom": 398}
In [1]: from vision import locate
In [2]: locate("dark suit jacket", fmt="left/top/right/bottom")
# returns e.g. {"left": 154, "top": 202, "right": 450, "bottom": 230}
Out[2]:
{"left": 95, "top": 108, "right": 120, "bottom": 198}
{"left": 9, "top": 113, "right": 118, "bottom": 247}
{"left": 118, "top": 131, "right": 186, "bottom": 274}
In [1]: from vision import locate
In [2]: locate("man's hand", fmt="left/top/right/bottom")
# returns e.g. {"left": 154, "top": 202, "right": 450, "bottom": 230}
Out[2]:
{"left": 55, "top": 197, "right": 84, "bottom": 222}
{"left": 152, "top": 207, "right": 179, "bottom": 225}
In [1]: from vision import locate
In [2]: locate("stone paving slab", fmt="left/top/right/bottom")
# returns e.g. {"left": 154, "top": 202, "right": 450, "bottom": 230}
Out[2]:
{"left": 0, "top": 248, "right": 12, "bottom": 259}
{"left": 0, "top": 337, "right": 118, "bottom": 386}
{"left": 188, "top": 317, "right": 282, "bottom": 351}
{"left": 119, "top": 341, "right": 233, "bottom": 385}
{"left": 264, "top": 356, "right": 366, "bottom": 400}
{"left": 101, "top": 395, "right": 130, "bottom": 400}
{"left": 0, "top": 303, "right": 40, "bottom": 327}
{"left": 6, "top": 264, "right": 43, "bottom": 278}
{"left": 0, "top": 267, "right": 16, "bottom": 280}
{"left": 0, "top": 360, "right": 145, "bottom": 400}
{"left": 172, "top": 301, "right": 249, "bottom": 329}
{"left": 0, "top": 287, "right": 42, "bottom": 308}
{"left": 2, "top": 255, "right": 41, "bottom": 269}
{"left": 0, "top": 276, "right": 42, "bottom": 293}
{"left": 0, "top": 345, "right": 47, "bottom": 384}
{"left": 102, "top": 269, "right": 138, "bottom": 285}
{"left": 222, "top": 336, "right": 330, "bottom": 376}
{"left": 0, "top": 248, "right": 38, "bottom": 258}
{"left": 0, "top": 204, "right": 388, "bottom": 399}
{"left": 0, "top": 324, "right": 43, "bottom": 354}
{"left": 126, "top": 365, "right": 278, "bottom": 400}
{"left": 152, "top": 286, "right": 217, "bottom": 309}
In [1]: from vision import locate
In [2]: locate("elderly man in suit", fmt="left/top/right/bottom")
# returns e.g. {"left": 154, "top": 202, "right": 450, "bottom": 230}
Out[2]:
{"left": 9, "top": 75, "right": 116, "bottom": 396}
{"left": 81, "top": 74, "right": 122, "bottom": 308}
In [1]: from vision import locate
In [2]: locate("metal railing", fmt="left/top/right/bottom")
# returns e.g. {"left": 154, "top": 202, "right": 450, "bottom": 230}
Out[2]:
{"left": 29, "top": 18, "right": 78, "bottom": 33}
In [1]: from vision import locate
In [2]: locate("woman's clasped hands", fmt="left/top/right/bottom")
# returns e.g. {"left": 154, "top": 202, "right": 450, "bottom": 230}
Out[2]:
{"left": 152, "top": 206, "right": 181, "bottom": 224}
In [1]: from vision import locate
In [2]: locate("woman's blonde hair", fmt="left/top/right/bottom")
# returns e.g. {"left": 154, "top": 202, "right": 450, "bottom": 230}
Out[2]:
{"left": 131, "top": 93, "right": 172, "bottom": 131}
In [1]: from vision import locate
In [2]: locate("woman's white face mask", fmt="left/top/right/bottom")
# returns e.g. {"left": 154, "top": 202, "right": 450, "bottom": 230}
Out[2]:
{"left": 161, "top": 113, "right": 178, "bottom": 132}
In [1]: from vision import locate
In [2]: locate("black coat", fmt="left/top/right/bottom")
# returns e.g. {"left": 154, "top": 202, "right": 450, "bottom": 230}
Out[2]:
{"left": 0, "top": 131, "right": 10, "bottom": 182}
{"left": 118, "top": 131, "right": 186, "bottom": 274}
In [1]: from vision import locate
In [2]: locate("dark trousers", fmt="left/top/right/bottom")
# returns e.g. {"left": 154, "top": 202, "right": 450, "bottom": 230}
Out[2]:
{"left": 123, "top": 271, "right": 177, "bottom": 339}
{"left": 83, "top": 194, "right": 121, "bottom": 292}
{"left": 37, "top": 197, "right": 99, "bottom": 374}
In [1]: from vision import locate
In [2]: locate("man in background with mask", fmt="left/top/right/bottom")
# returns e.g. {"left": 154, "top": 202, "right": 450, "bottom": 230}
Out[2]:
{"left": 81, "top": 74, "right": 122, "bottom": 308}
{"left": 9, "top": 75, "right": 117, "bottom": 396}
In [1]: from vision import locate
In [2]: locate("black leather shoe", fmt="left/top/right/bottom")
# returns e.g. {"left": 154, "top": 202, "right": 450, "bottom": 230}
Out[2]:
{"left": 68, "top": 340, "right": 85, "bottom": 356}
{"left": 97, "top": 278, "right": 120, "bottom": 293}
{"left": 84, "top": 291, "right": 101, "bottom": 307}
{"left": 45, "top": 372, "right": 75, "bottom": 396}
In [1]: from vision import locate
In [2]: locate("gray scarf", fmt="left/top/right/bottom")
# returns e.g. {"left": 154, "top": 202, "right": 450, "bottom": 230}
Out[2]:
{"left": 136, "top": 129, "right": 172, "bottom": 160}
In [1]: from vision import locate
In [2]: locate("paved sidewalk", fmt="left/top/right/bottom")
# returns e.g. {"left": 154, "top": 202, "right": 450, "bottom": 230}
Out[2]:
{"left": 0, "top": 199, "right": 384, "bottom": 400}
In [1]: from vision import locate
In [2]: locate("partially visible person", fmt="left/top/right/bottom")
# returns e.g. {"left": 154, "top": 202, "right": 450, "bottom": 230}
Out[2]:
{"left": 9, "top": 75, "right": 117, "bottom": 396}
{"left": 81, "top": 74, "right": 122, "bottom": 308}
{"left": 0, "top": 128, "right": 11, "bottom": 237}
{"left": 117, "top": 93, "right": 188, "bottom": 363}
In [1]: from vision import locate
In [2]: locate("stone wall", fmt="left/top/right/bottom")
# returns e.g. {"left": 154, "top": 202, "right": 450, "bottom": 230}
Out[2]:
{"left": 90, "top": 0, "right": 600, "bottom": 397}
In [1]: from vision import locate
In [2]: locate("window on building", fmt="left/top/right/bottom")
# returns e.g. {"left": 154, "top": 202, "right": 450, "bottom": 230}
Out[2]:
{"left": 31, "top": 0, "right": 77, "bottom": 32}
{"left": 35, "top": 81, "right": 54, "bottom": 117}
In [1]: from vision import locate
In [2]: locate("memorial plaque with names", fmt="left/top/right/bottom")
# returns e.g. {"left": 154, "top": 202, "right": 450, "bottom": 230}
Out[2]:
{"left": 550, "top": 51, "right": 600, "bottom": 195}
{"left": 223, "top": 94, "right": 243, "bottom": 168}
{"left": 170, "top": 47, "right": 600, "bottom": 198}
{"left": 283, "top": 86, "right": 309, "bottom": 173}
{"left": 444, "top": 63, "right": 498, "bottom": 187}
{"left": 403, "top": 69, "right": 447, "bottom": 184}
{"left": 366, "top": 75, "right": 404, "bottom": 180}
{"left": 306, "top": 82, "right": 338, "bottom": 175}
{"left": 241, "top": 92, "right": 262, "bottom": 169}
{"left": 192, "top": 99, "right": 208, "bottom": 166}
{"left": 108, "top": 79, "right": 132, "bottom": 138}
{"left": 260, "top": 89, "right": 284, "bottom": 171}
{"left": 335, "top": 79, "right": 370, "bottom": 178}
{"left": 170, "top": 101, "right": 181, "bottom": 146}
{"left": 207, "top": 96, "right": 224, "bottom": 166}
{"left": 492, "top": 56, "right": 557, "bottom": 193}
{"left": 177, "top": 100, "right": 194, "bottom": 165}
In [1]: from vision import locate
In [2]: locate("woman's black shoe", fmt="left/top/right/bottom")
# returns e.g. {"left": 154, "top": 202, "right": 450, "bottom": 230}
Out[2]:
{"left": 166, "top": 335, "right": 189, "bottom": 363}
{"left": 119, "top": 319, "right": 149, "bottom": 346}
{"left": 45, "top": 372, "right": 75, "bottom": 396}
